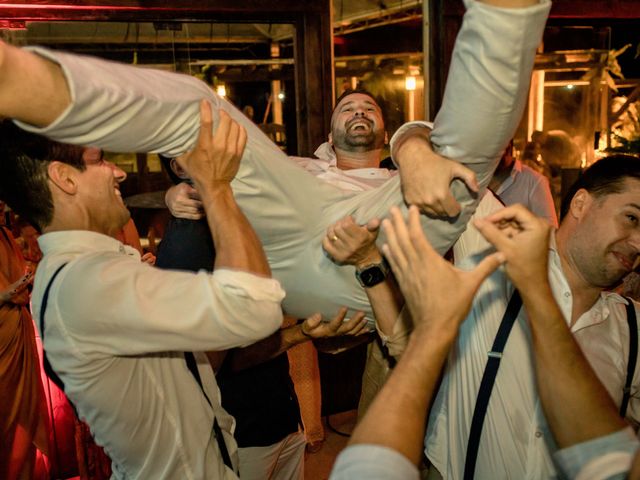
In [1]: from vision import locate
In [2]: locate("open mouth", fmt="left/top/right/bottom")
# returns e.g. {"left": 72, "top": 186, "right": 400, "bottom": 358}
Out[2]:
{"left": 348, "top": 120, "right": 372, "bottom": 132}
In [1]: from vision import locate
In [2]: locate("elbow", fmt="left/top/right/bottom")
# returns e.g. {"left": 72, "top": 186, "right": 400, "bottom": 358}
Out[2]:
{"left": 256, "top": 302, "right": 283, "bottom": 338}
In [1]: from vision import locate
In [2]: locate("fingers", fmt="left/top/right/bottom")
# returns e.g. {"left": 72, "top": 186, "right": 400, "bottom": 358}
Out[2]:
{"left": 336, "top": 311, "right": 368, "bottom": 335}
{"left": 474, "top": 217, "right": 514, "bottom": 253}
{"left": 451, "top": 162, "right": 478, "bottom": 193}
{"left": 212, "top": 108, "right": 230, "bottom": 149}
{"left": 406, "top": 205, "right": 436, "bottom": 261}
{"left": 482, "top": 203, "right": 537, "bottom": 228}
{"left": 366, "top": 217, "right": 381, "bottom": 232}
{"left": 196, "top": 100, "right": 214, "bottom": 150}
{"left": 236, "top": 123, "right": 248, "bottom": 158}
{"left": 304, "top": 313, "right": 322, "bottom": 331}
{"left": 326, "top": 307, "right": 349, "bottom": 331}
{"left": 437, "top": 192, "right": 462, "bottom": 218}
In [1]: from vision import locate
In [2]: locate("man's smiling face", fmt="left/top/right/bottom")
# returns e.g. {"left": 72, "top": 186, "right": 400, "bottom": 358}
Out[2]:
{"left": 330, "top": 93, "right": 385, "bottom": 153}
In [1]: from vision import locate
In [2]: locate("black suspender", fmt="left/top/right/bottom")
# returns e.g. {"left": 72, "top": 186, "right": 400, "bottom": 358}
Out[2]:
{"left": 40, "top": 263, "right": 234, "bottom": 473}
{"left": 184, "top": 352, "right": 235, "bottom": 472}
{"left": 621, "top": 297, "right": 638, "bottom": 418}
{"left": 463, "top": 292, "right": 638, "bottom": 479}
{"left": 40, "top": 263, "right": 71, "bottom": 397}
{"left": 463, "top": 289, "right": 522, "bottom": 480}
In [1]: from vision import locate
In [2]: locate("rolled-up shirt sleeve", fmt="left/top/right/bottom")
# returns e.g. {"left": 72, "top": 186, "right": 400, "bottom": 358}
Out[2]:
{"left": 330, "top": 445, "right": 419, "bottom": 480}
{"left": 53, "top": 254, "right": 285, "bottom": 355}
{"left": 554, "top": 427, "right": 639, "bottom": 480}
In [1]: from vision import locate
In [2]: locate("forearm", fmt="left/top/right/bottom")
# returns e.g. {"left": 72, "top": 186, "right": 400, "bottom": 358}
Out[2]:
{"left": 199, "top": 184, "right": 271, "bottom": 276}
{"left": 226, "top": 322, "right": 309, "bottom": 371}
{"left": 430, "top": 0, "right": 550, "bottom": 186}
{"left": 522, "top": 284, "right": 626, "bottom": 448}
{"left": 0, "top": 41, "right": 70, "bottom": 127}
{"left": 349, "top": 327, "right": 454, "bottom": 464}
{"left": 366, "top": 277, "right": 404, "bottom": 337}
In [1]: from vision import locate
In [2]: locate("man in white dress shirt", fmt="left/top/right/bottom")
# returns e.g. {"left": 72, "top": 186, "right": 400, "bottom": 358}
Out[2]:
{"left": 0, "top": 0, "right": 551, "bottom": 324}
{"left": 425, "top": 154, "right": 640, "bottom": 479}
{"left": 0, "top": 104, "right": 284, "bottom": 478}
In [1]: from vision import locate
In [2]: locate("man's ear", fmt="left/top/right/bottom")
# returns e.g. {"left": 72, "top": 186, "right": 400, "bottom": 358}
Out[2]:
{"left": 568, "top": 188, "right": 592, "bottom": 220}
{"left": 328, "top": 132, "right": 333, "bottom": 146}
{"left": 384, "top": 131, "right": 389, "bottom": 145}
{"left": 47, "top": 161, "right": 78, "bottom": 195}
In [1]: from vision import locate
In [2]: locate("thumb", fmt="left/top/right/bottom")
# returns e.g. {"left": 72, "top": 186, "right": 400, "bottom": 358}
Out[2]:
{"left": 366, "top": 218, "right": 381, "bottom": 233}
{"left": 451, "top": 163, "right": 478, "bottom": 193}
{"left": 474, "top": 217, "right": 512, "bottom": 253}
{"left": 468, "top": 251, "right": 504, "bottom": 288}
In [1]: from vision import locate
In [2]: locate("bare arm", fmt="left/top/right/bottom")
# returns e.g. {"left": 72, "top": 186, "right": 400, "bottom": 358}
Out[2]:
{"left": 177, "top": 101, "right": 269, "bottom": 276}
{"left": 0, "top": 41, "right": 70, "bottom": 127}
{"left": 348, "top": 206, "right": 502, "bottom": 464}
{"left": 322, "top": 216, "right": 403, "bottom": 337}
{"left": 475, "top": 205, "right": 626, "bottom": 449}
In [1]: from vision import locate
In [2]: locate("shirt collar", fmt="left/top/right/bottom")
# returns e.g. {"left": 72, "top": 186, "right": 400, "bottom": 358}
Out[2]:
{"left": 38, "top": 230, "right": 140, "bottom": 258}
{"left": 313, "top": 141, "right": 338, "bottom": 166}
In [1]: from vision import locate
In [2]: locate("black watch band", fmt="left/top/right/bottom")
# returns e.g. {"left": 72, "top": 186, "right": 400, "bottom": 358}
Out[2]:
{"left": 355, "top": 257, "right": 390, "bottom": 288}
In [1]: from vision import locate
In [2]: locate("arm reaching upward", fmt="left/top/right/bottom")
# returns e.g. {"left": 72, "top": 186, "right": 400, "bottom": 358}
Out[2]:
{"left": 475, "top": 205, "right": 627, "bottom": 449}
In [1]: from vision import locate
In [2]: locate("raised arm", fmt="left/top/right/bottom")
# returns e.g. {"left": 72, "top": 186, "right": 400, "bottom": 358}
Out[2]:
{"left": 176, "top": 101, "right": 269, "bottom": 275}
{"left": 321, "top": 215, "right": 404, "bottom": 336}
{"left": 475, "top": 205, "right": 638, "bottom": 479}
{"left": 331, "top": 206, "right": 502, "bottom": 478}
{"left": 0, "top": 41, "right": 70, "bottom": 128}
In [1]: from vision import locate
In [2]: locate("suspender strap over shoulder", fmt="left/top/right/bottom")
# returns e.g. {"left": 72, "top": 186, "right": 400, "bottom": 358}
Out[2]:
{"left": 40, "top": 263, "right": 234, "bottom": 472}
{"left": 40, "top": 263, "right": 70, "bottom": 396}
{"left": 463, "top": 289, "right": 522, "bottom": 480}
{"left": 621, "top": 297, "right": 638, "bottom": 418}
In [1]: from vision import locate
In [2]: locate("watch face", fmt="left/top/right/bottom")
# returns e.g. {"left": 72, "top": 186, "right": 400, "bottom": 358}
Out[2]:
{"left": 359, "top": 266, "right": 386, "bottom": 287}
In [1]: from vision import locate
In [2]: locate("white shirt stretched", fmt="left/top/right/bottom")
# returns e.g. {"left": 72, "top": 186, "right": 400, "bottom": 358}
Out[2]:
{"left": 32, "top": 231, "right": 285, "bottom": 479}
{"left": 17, "top": 0, "right": 551, "bottom": 324}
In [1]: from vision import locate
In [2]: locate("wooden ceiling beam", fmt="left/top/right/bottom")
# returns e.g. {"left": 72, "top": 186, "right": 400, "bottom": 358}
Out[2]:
{"left": 0, "top": 0, "right": 334, "bottom": 156}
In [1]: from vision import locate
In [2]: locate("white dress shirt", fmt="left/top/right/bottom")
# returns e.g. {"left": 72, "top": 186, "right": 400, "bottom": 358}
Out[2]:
{"left": 17, "top": 0, "right": 551, "bottom": 324}
{"left": 425, "top": 235, "right": 640, "bottom": 480}
{"left": 33, "top": 231, "right": 285, "bottom": 479}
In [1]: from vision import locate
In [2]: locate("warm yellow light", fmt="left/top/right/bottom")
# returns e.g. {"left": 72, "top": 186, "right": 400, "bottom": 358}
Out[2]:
{"left": 405, "top": 76, "right": 416, "bottom": 91}
{"left": 216, "top": 85, "right": 227, "bottom": 97}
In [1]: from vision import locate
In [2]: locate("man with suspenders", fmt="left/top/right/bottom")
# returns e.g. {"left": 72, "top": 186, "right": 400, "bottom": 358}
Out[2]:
{"left": 422, "top": 155, "right": 640, "bottom": 479}
{"left": 0, "top": 105, "right": 286, "bottom": 478}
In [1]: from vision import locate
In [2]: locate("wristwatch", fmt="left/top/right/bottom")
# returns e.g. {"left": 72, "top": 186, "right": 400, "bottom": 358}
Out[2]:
{"left": 355, "top": 258, "right": 390, "bottom": 288}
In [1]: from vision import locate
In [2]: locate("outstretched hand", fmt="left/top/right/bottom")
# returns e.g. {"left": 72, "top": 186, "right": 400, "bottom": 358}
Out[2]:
{"left": 322, "top": 216, "right": 381, "bottom": 267}
{"left": 301, "top": 308, "right": 370, "bottom": 339}
{"left": 474, "top": 204, "right": 552, "bottom": 291}
{"left": 175, "top": 101, "right": 247, "bottom": 189}
{"left": 382, "top": 206, "right": 503, "bottom": 335}
{"left": 395, "top": 129, "right": 478, "bottom": 217}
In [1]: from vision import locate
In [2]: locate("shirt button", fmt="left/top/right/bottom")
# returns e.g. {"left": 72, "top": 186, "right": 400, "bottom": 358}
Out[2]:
{"left": 535, "top": 431, "right": 542, "bottom": 438}
{"left": 564, "top": 292, "right": 571, "bottom": 298}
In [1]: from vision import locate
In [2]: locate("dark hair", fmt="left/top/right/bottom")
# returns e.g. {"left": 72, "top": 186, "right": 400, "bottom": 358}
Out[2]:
{"left": 335, "top": 88, "right": 379, "bottom": 108}
{"left": 560, "top": 154, "right": 640, "bottom": 220}
{"left": 159, "top": 154, "right": 184, "bottom": 185}
{"left": 0, "top": 121, "right": 85, "bottom": 232}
